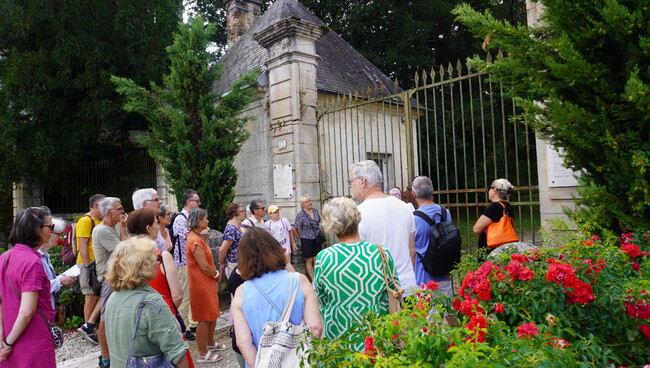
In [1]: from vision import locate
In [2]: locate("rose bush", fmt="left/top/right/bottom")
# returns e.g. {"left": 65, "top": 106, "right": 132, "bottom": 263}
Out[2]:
{"left": 308, "top": 231, "right": 650, "bottom": 367}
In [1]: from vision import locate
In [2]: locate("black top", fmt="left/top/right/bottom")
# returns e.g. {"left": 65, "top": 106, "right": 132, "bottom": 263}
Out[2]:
{"left": 478, "top": 201, "right": 515, "bottom": 249}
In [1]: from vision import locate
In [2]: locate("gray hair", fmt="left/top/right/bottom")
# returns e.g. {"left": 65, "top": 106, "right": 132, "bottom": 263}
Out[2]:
{"left": 132, "top": 188, "right": 157, "bottom": 210}
{"left": 51, "top": 217, "right": 67, "bottom": 234}
{"left": 245, "top": 204, "right": 251, "bottom": 217}
{"left": 181, "top": 189, "right": 198, "bottom": 206}
{"left": 321, "top": 197, "right": 361, "bottom": 238}
{"left": 349, "top": 160, "right": 383, "bottom": 187}
{"left": 412, "top": 176, "right": 434, "bottom": 200}
{"left": 491, "top": 178, "right": 514, "bottom": 200}
{"left": 99, "top": 197, "right": 121, "bottom": 217}
{"left": 9, "top": 206, "right": 52, "bottom": 248}
{"left": 186, "top": 208, "right": 208, "bottom": 229}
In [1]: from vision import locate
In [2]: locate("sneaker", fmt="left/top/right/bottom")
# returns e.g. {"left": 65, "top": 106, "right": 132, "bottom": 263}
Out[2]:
{"left": 77, "top": 324, "right": 99, "bottom": 345}
{"left": 98, "top": 355, "right": 110, "bottom": 368}
{"left": 183, "top": 330, "right": 196, "bottom": 341}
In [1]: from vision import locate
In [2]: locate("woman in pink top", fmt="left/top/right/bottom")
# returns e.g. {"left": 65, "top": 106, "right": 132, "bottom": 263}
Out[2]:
{"left": 0, "top": 206, "right": 57, "bottom": 367}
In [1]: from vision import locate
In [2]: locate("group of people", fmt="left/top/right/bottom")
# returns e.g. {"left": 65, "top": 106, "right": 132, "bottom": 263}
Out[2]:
{"left": 0, "top": 160, "right": 518, "bottom": 368}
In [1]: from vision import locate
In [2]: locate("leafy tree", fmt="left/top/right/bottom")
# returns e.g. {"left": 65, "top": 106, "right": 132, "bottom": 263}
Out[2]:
{"left": 453, "top": 1, "right": 650, "bottom": 231}
{"left": 186, "top": 0, "right": 525, "bottom": 87}
{"left": 300, "top": 0, "right": 526, "bottom": 88}
{"left": 0, "top": 0, "right": 182, "bottom": 187}
{"left": 112, "top": 17, "right": 258, "bottom": 224}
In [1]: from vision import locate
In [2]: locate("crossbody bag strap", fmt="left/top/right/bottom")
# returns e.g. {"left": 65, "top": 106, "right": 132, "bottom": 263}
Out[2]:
{"left": 278, "top": 273, "right": 300, "bottom": 323}
{"left": 128, "top": 291, "right": 155, "bottom": 359}
{"left": 4, "top": 252, "right": 53, "bottom": 327}
{"left": 250, "top": 280, "right": 282, "bottom": 314}
{"left": 374, "top": 245, "right": 403, "bottom": 296}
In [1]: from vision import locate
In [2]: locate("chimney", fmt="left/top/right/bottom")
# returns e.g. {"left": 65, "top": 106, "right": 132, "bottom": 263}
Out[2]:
{"left": 224, "top": 0, "right": 263, "bottom": 46}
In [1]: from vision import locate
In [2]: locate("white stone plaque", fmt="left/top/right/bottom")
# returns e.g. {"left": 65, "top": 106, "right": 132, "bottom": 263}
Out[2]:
{"left": 547, "top": 145, "right": 580, "bottom": 187}
{"left": 273, "top": 163, "right": 294, "bottom": 198}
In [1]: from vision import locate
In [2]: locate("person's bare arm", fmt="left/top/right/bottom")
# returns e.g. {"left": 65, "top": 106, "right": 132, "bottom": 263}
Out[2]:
{"left": 173, "top": 354, "right": 189, "bottom": 368}
{"left": 78, "top": 237, "right": 91, "bottom": 265}
{"left": 161, "top": 251, "right": 183, "bottom": 308}
{"left": 218, "top": 240, "right": 233, "bottom": 267}
{"left": 118, "top": 212, "right": 129, "bottom": 241}
{"left": 2, "top": 291, "right": 38, "bottom": 359}
{"left": 409, "top": 231, "right": 416, "bottom": 267}
{"left": 299, "top": 273, "right": 323, "bottom": 337}
{"left": 473, "top": 215, "right": 493, "bottom": 234}
{"left": 193, "top": 246, "right": 218, "bottom": 278}
{"left": 232, "top": 287, "right": 257, "bottom": 368}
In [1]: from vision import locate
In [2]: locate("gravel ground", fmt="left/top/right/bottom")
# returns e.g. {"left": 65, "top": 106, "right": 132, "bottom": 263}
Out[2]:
{"left": 57, "top": 311, "right": 238, "bottom": 368}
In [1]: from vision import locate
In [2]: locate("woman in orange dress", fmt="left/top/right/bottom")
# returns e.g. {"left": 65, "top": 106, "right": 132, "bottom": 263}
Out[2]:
{"left": 186, "top": 208, "right": 227, "bottom": 363}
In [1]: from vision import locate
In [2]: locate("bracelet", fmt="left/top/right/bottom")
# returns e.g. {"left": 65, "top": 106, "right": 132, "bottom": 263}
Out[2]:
{"left": 4, "top": 338, "right": 14, "bottom": 347}
{"left": 213, "top": 271, "right": 219, "bottom": 279}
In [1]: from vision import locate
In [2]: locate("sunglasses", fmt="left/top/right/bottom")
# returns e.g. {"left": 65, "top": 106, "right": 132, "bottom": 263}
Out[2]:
{"left": 42, "top": 224, "right": 55, "bottom": 231}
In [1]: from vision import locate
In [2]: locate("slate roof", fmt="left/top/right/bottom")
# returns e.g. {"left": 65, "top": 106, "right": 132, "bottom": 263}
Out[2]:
{"left": 213, "top": 0, "right": 399, "bottom": 97}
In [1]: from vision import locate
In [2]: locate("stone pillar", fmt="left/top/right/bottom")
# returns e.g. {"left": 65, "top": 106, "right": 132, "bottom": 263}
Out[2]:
{"left": 155, "top": 165, "right": 179, "bottom": 212}
{"left": 224, "top": 0, "right": 263, "bottom": 46}
{"left": 527, "top": 0, "right": 580, "bottom": 238}
{"left": 12, "top": 181, "right": 43, "bottom": 217}
{"left": 254, "top": 17, "right": 326, "bottom": 219}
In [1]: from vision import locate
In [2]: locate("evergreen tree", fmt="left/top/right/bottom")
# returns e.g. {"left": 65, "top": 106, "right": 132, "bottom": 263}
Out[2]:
{"left": 112, "top": 17, "right": 258, "bottom": 224}
{"left": 0, "top": 0, "right": 182, "bottom": 187}
{"left": 454, "top": 1, "right": 650, "bottom": 231}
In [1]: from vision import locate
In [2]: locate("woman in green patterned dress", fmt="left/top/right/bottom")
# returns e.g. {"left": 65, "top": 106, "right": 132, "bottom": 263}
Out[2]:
{"left": 314, "top": 197, "right": 400, "bottom": 348}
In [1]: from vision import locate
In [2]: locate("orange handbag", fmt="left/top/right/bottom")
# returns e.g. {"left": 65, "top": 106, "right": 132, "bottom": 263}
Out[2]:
{"left": 486, "top": 202, "right": 519, "bottom": 249}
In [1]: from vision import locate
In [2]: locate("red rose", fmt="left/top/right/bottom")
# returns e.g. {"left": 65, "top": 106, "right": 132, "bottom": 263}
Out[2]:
{"left": 590, "top": 235, "right": 600, "bottom": 242}
{"left": 564, "top": 279, "right": 595, "bottom": 304}
{"left": 545, "top": 262, "right": 576, "bottom": 286}
{"left": 548, "top": 337, "right": 570, "bottom": 349}
{"left": 621, "top": 243, "right": 648, "bottom": 258}
{"left": 459, "top": 298, "right": 485, "bottom": 317}
{"left": 517, "top": 322, "right": 539, "bottom": 339}
{"left": 493, "top": 303, "right": 505, "bottom": 313}
{"left": 425, "top": 280, "right": 439, "bottom": 291}
{"left": 581, "top": 239, "right": 593, "bottom": 247}
{"left": 510, "top": 253, "right": 529, "bottom": 263}
{"left": 506, "top": 260, "right": 535, "bottom": 281}
{"left": 625, "top": 300, "right": 650, "bottom": 319}
{"left": 363, "top": 336, "right": 376, "bottom": 354}
{"left": 638, "top": 324, "right": 650, "bottom": 340}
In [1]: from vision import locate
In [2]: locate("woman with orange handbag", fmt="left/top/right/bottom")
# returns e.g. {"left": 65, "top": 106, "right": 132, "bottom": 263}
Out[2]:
{"left": 473, "top": 179, "right": 519, "bottom": 254}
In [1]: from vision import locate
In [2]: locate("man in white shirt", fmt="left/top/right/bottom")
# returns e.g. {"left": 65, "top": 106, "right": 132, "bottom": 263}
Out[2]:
{"left": 349, "top": 160, "right": 418, "bottom": 296}
{"left": 242, "top": 199, "right": 266, "bottom": 230}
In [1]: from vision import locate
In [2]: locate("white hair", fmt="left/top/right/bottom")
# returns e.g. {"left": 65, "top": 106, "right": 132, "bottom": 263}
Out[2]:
{"left": 132, "top": 188, "right": 157, "bottom": 210}
{"left": 491, "top": 178, "right": 514, "bottom": 200}
{"left": 349, "top": 160, "right": 383, "bottom": 187}
{"left": 99, "top": 197, "right": 121, "bottom": 217}
{"left": 51, "top": 217, "right": 67, "bottom": 234}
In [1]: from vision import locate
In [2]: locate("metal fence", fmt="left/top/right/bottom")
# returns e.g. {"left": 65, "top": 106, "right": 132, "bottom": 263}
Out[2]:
{"left": 43, "top": 149, "right": 158, "bottom": 214}
{"left": 317, "top": 53, "right": 540, "bottom": 251}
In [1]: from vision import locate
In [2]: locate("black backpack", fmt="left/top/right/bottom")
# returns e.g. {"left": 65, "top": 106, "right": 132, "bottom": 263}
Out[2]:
{"left": 168, "top": 212, "right": 187, "bottom": 257}
{"left": 413, "top": 205, "right": 462, "bottom": 277}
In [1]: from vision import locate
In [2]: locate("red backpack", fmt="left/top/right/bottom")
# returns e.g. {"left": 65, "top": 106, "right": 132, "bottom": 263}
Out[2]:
{"left": 60, "top": 215, "right": 94, "bottom": 266}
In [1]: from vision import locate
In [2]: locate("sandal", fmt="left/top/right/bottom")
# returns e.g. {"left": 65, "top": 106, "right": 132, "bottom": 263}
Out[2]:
{"left": 207, "top": 343, "right": 229, "bottom": 351}
{"left": 196, "top": 351, "right": 223, "bottom": 363}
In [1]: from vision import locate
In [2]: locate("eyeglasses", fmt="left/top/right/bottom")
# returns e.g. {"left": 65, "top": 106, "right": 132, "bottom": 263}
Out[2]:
{"left": 145, "top": 198, "right": 162, "bottom": 203}
{"left": 189, "top": 199, "right": 201, "bottom": 203}
{"left": 109, "top": 206, "right": 124, "bottom": 212}
{"left": 42, "top": 224, "right": 55, "bottom": 231}
{"left": 256, "top": 207, "right": 266, "bottom": 211}
{"left": 238, "top": 210, "right": 245, "bottom": 213}
{"left": 347, "top": 177, "right": 359, "bottom": 185}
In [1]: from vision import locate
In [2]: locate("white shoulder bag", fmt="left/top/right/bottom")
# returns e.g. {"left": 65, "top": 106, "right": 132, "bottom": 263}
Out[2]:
{"left": 251, "top": 273, "right": 312, "bottom": 368}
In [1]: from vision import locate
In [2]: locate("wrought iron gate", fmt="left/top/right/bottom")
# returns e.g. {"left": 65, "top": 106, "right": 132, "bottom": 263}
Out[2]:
{"left": 317, "top": 53, "right": 540, "bottom": 252}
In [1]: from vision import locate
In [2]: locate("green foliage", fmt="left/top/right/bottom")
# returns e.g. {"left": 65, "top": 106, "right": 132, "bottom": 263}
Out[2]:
{"left": 64, "top": 315, "right": 85, "bottom": 331}
{"left": 0, "top": 0, "right": 183, "bottom": 188}
{"left": 452, "top": 1, "right": 650, "bottom": 231}
{"left": 186, "top": 0, "right": 525, "bottom": 88}
{"left": 112, "top": 17, "right": 258, "bottom": 225}
{"left": 312, "top": 229, "right": 650, "bottom": 366}
{"left": 300, "top": 0, "right": 526, "bottom": 88}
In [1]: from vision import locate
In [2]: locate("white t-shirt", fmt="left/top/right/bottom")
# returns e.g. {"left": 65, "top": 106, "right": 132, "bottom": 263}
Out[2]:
{"left": 358, "top": 196, "right": 418, "bottom": 296}
{"left": 265, "top": 218, "right": 292, "bottom": 250}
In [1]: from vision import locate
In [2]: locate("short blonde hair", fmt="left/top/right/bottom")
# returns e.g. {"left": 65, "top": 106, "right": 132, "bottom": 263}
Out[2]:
{"left": 106, "top": 236, "right": 158, "bottom": 291}
{"left": 491, "top": 178, "right": 514, "bottom": 200}
{"left": 300, "top": 194, "right": 313, "bottom": 205}
{"left": 321, "top": 197, "right": 361, "bottom": 238}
